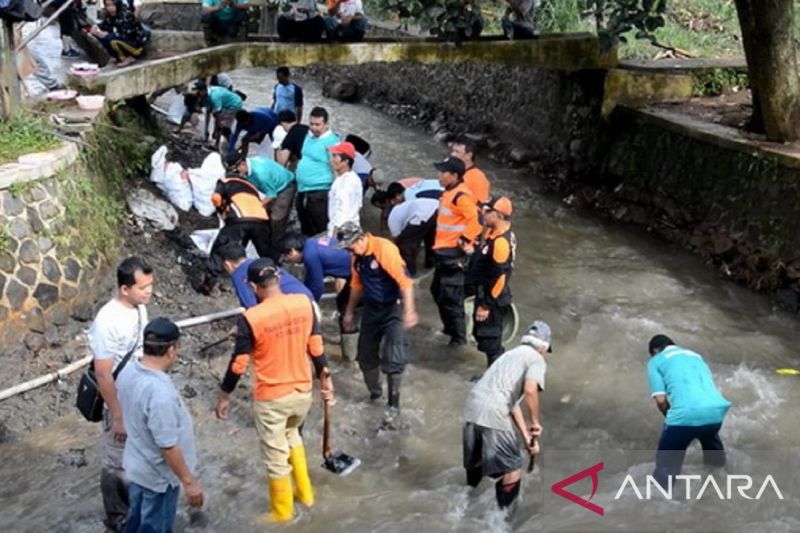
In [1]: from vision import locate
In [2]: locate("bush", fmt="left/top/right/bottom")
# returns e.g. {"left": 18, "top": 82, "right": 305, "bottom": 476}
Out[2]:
{"left": 0, "top": 113, "right": 60, "bottom": 165}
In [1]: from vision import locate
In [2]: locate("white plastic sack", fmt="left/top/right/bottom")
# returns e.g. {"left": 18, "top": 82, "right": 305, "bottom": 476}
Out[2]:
{"left": 189, "top": 152, "right": 225, "bottom": 217}
{"left": 190, "top": 226, "right": 259, "bottom": 259}
{"left": 150, "top": 145, "right": 168, "bottom": 184}
{"left": 167, "top": 97, "right": 186, "bottom": 125}
{"left": 127, "top": 188, "right": 179, "bottom": 231}
{"left": 161, "top": 162, "right": 193, "bottom": 211}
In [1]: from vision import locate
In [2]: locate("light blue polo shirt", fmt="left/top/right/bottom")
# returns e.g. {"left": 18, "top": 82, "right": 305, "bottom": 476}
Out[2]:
{"left": 246, "top": 156, "right": 294, "bottom": 199}
{"left": 206, "top": 86, "right": 243, "bottom": 112}
{"left": 647, "top": 345, "right": 731, "bottom": 427}
{"left": 202, "top": 0, "right": 247, "bottom": 22}
{"left": 295, "top": 130, "right": 339, "bottom": 193}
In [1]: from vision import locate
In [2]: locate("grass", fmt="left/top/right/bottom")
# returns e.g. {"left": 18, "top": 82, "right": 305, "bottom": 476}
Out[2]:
{"left": 0, "top": 113, "right": 60, "bottom": 165}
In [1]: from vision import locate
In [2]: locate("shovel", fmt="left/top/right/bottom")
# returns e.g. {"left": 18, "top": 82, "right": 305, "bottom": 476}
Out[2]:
{"left": 321, "top": 401, "right": 361, "bottom": 476}
{"left": 527, "top": 436, "right": 540, "bottom": 473}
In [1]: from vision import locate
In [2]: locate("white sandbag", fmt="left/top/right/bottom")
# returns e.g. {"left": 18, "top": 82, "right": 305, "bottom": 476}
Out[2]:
{"left": 161, "top": 162, "right": 193, "bottom": 211}
{"left": 189, "top": 152, "right": 224, "bottom": 217}
{"left": 190, "top": 228, "right": 219, "bottom": 256}
{"left": 127, "top": 188, "right": 179, "bottom": 231}
{"left": 167, "top": 97, "right": 186, "bottom": 125}
{"left": 150, "top": 145, "right": 168, "bottom": 184}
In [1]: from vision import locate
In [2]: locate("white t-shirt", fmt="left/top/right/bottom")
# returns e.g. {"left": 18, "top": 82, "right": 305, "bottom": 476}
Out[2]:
{"left": 352, "top": 152, "right": 373, "bottom": 177}
{"left": 327, "top": 170, "right": 363, "bottom": 236}
{"left": 387, "top": 198, "right": 438, "bottom": 237}
{"left": 88, "top": 298, "right": 148, "bottom": 371}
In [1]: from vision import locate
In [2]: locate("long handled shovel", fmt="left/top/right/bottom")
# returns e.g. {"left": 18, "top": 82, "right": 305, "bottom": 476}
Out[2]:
{"left": 321, "top": 401, "right": 361, "bottom": 476}
{"left": 527, "top": 436, "right": 540, "bottom": 473}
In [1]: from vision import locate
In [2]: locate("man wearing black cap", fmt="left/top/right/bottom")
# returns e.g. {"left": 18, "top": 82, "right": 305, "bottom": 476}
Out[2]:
{"left": 463, "top": 320, "right": 550, "bottom": 513}
{"left": 646, "top": 335, "right": 731, "bottom": 488}
{"left": 431, "top": 157, "right": 482, "bottom": 346}
{"left": 215, "top": 260, "right": 334, "bottom": 522}
{"left": 116, "top": 318, "right": 204, "bottom": 532}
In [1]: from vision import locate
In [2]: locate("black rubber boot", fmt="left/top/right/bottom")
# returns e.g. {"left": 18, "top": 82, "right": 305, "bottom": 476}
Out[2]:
{"left": 387, "top": 373, "right": 402, "bottom": 409}
{"left": 466, "top": 467, "right": 482, "bottom": 488}
{"left": 495, "top": 479, "right": 521, "bottom": 509}
{"left": 363, "top": 368, "right": 382, "bottom": 400}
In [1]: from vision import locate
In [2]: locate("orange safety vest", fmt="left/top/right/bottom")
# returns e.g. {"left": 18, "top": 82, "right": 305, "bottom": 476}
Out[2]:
{"left": 238, "top": 293, "right": 324, "bottom": 401}
{"left": 211, "top": 177, "right": 268, "bottom": 222}
{"left": 434, "top": 181, "right": 481, "bottom": 250}
{"left": 463, "top": 166, "right": 490, "bottom": 204}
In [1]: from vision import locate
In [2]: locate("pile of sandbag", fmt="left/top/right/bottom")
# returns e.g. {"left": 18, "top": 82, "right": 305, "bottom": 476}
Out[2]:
{"left": 149, "top": 146, "right": 224, "bottom": 216}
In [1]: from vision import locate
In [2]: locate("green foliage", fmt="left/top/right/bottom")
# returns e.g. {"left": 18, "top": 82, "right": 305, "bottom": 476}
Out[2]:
{"left": 375, "top": 0, "right": 485, "bottom": 40}
{"left": 82, "top": 107, "right": 153, "bottom": 189}
{"left": 582, "top": 0, "right": 668, "bottom": 51}
{"left": 0, "top": 113, "right": 60, "bottom": 165}
{"left": 692, "top": 68, "right": 749, "bottom": 97}
{"left": 537, "top": 0, "right": 594, "bottom": 32}
{"left": 0, "top": 223, "right": 10, "bottom": 255}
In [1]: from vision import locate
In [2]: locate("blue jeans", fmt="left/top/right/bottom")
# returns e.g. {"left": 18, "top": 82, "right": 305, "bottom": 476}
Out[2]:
{"left": 654, "top": 423, "right": 726, "bottom": 488}
{"left": 125, "top": 482, "right": 179, "bottom": 533}
{"left": 323, "top": 16, "right": 367, "bottom": 42}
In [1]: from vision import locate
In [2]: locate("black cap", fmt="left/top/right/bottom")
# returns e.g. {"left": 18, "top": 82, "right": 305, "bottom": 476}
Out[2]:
{"left": 433, "top": 157, "right": 465, "bottom": 177}
{"left": 648, "top": 334, "right": 674, "bottom": 356}
{"left": 144, "top": 317, "right": 181, "bottom": 343}
{"left": 224, "top": 151, "right": 245, "bottom": 170}
{"left": 247, "top": 257, "right": 279, "bottom": 284}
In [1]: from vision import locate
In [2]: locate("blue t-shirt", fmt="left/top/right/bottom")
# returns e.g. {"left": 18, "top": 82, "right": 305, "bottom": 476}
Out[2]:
{"left": 302, "top": 235, "right": 352, "bottom": 301}
{"left": 206, "top": 86, "right": 243, "bottom": 112}
{"left": 647, "top": 346, "right": 731, "bottom": 427}
{"left": 245, "top": 156, "right": 294, "bottom": 199}
{"left": 228, "top": 107, "right": 279, "bottom": 153}
{"left": 295, "top": 131, "right": 339, "bottom": 192}
{"left": 231, "top": 259, "right": 314, "bottom": 308}
{"left": 272, "top": 82, "right": 303, "bottom": 115}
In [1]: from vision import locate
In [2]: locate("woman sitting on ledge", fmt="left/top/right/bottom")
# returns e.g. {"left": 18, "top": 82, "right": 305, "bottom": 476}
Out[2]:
{"left": 89, "top": 0, "right": 148, "bottom": 67}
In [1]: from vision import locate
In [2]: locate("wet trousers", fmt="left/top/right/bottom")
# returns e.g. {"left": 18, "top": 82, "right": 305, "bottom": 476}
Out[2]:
{"left": 253, "top": 391, "right": 312, "bottom": 479}
{"left": 269, "top": 182, "right": 297, "bottom": 255}
{"left": 357, "top": 301, "right": 407, "bottom": 375}
{"left": 394, "top": 216, "right": 436, "bottom": 276}
{"left": 208, "top": 219, "right": 272, "bottom": 275}
{"left": 125, "top": 483, "right": 179, "bottom": 533}
{"left": 430, "top": 250, "right": 467, "bottom": 343}
{"left": 473, "top": 301, "right": 507, "bottom": 366}
{"left": 100, "top": 409, "right": 128, "bottom": 529}
{"left": 654, "top": 422, "right": 726, "bottom": 487}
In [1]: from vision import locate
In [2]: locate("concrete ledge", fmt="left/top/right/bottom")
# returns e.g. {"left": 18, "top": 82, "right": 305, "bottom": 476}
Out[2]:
{"left": 619, "top": 58, "right": 747, "bottom": 75}
{"left": 0, "top": 143, "right": 80, "bottom": 191}
{"left": 602, "top": 69, "right": 693, "bottom": 117}
{"left": 621, "top": 105, "right": 800, "bottom": 171}
{"left": 71, "top": 34, "right": 617, "bottom": 100}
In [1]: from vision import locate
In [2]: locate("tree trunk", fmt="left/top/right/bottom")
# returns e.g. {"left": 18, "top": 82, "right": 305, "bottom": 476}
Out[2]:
{"left": 734, "top": 0, "right": 800, "bottom": 142}
{"left": 0, "top": 21, "right": 21, "bottom": 120}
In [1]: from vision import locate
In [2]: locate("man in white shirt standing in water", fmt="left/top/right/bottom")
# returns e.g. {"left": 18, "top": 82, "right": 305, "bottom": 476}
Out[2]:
{"left": 326, "top": 141, "right": 363, "bottom": 236}
{"left": 88, "top": 256, "right": 154, "bottom": 532}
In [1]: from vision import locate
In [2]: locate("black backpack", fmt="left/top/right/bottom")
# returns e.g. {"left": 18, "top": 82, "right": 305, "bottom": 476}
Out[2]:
{"left": 0, "top": 0, "right": 41, "bottom": 22}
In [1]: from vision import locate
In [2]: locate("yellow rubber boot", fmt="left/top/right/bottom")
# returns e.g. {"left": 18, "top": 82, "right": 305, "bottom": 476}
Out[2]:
{"left": 268, "top": 475, "right": 294, "bottom": 523}
{"left": 289, "top": 446, "right": 315, "bottom": 506}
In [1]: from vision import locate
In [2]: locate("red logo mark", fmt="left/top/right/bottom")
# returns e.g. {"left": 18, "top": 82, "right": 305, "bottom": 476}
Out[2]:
{"left": 551, "top": 462, "right": 605, "bottom": 516}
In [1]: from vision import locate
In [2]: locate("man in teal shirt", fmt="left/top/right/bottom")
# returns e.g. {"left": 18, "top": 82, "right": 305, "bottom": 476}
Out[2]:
{"left": 228, "top": 153, "right": 296, "bottom": 253}
{"left": 295, "top": 106, "right": 339, "bottom": 236}
{"left": 195, "top": 82, "right": 243, "bottom": 150}
{"left": 647, "top": 335, "right": 731, "bottom": 487}
{"left": 201, "top": 0, "right": 250, "bottom": 45}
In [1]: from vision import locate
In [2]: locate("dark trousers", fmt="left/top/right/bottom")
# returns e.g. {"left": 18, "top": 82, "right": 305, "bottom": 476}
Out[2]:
{"left": 430, "top": 249, "right": 467, "bottom": 343}
{"left": 296, "top": 190, "right": 329, "bottom": 237}
{"left": 323, "top": 16, "right": 367, "bottom": 42}
{"left": 268, "top": 182, "right": 297, "bottom": 254}
{"left": 357, "top": 301, "right": 407, "bottom": 375}
{"left": 209, "top": 219, "right": 272, "bottom": 274}
{"left": 654, "top": 423, "right": 726, "bottom": 487}
{"left": 202, "top": 9, "right": 247, "bottom": 42}
{"left": 473, "top": 301, "right": 507, "bottom": 366}
{"left": 395, "top": 216, "right": 436, "bottom": 276}
{"left": 277, "top": 15, "right": 326, "bottom": 42}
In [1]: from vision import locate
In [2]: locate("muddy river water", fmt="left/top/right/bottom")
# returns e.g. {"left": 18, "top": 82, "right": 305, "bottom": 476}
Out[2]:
{"left": 1, "top": 68, "right": 799, "bottom": 532}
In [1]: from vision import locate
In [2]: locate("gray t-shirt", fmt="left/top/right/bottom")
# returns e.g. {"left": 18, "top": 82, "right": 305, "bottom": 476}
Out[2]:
{"left": 463, "top": 343, "right": 546, "bottom": 432}
{"left": 117, "top": 362, "right": 197, "bottom": 493}
{"left": 88, "top": 298, "right": 147, "bottom": 371}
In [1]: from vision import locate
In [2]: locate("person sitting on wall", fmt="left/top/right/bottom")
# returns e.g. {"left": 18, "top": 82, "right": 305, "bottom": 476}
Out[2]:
{"left": 201, "top": 0, "right": 250, "bottom": 46}
{"left": 324, "top": 0, "right": 367, "bottom": 43}
{"left": 277, "top": 0, "right": 325, "bottom": 42}
{"left": 89, "top": 0, "right": 148, "bottom": 67}
{"left": 501, "top": 0, "right": 536, "bottom": 39}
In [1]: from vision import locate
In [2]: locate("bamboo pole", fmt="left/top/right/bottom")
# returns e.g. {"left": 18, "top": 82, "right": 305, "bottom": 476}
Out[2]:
{"left": 0, "top": 306, "right": 244, "bottom": 402}
{"left": 1, "top": 20, "right": 21, "bottom": 119}
{"left": 15, "top": 0, "right": 76, "bottom": 53}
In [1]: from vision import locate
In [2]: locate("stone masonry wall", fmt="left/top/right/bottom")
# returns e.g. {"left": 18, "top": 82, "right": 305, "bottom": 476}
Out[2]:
{"left": 0, "top": 164, "right": 104, "bottom": 349}
{"left": 308, "top": 62, "right": 607, "bottom": 179}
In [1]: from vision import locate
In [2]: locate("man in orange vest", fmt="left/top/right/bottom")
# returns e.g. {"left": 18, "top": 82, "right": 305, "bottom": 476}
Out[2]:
{"left": 451, "top": 137, "right": 490, "bottom": 204}
{"left": 430, "top": 157, "right": 482, "bottom": 346}
{"left": 215, "top": 259, "right": 334, "bottom": 522}
{"left": 339, "top": 221, "right": 418, "bottom": 415}
{"left": 471, "top": 196, "right": 516, "bottom": 367}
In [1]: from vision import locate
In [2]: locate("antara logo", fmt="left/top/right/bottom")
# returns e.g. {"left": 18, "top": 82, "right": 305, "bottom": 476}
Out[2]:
{"left": 551, "top": 462, "right": 605, "bottom": 516}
